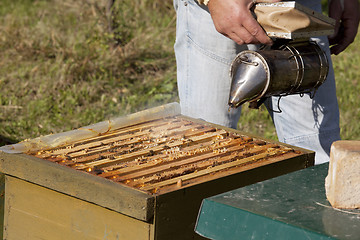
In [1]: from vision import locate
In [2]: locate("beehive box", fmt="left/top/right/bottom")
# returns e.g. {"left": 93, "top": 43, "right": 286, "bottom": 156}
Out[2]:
{"left": 0, "top": 103, "right": 314, "bottom": 240}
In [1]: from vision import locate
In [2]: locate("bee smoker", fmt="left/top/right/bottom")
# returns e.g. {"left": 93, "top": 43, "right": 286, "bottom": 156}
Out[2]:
{"left": 228, "top": 2, "right": 336, "bottom": 109}
{"left": 228, "top": 40, "right": 329, "bottom": 108}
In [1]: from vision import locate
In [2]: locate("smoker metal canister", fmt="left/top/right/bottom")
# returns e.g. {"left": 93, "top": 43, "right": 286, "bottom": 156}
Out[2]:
{"left": 228, "top": 41, "right": 329, "bottom": 108}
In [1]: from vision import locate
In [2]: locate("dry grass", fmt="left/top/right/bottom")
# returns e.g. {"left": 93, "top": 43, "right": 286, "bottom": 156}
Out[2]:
{"left": 0, "top": 0, "right": 177, "bottom": 143}
{"left": 0, "top": 0, "right": 359, "bottom": 145}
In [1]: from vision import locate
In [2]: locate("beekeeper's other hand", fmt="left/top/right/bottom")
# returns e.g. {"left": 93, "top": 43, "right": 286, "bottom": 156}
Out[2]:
{"left": 328, "top": 0, "right": 360, "bottom": 55}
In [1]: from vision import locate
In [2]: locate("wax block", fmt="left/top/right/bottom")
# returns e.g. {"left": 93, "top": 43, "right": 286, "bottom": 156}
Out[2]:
{"left": 325, "top": 141, "right": 360, "bottom": 209}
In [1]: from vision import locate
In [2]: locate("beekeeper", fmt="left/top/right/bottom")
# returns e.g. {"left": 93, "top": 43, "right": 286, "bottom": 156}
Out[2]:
{"left": 173, "top": 0, "right": 360, "bottom": 164}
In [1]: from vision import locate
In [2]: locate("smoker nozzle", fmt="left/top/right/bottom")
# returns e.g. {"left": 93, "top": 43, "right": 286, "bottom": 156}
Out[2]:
{"left": 228, "top": 52, "right": 268, "bottom": 108}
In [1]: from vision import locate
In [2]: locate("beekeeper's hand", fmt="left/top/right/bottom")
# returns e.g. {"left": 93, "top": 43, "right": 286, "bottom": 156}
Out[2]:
{"left": 328, "top": 0, "right": 360, "bottom": 55}
{"left": 207, "top": 0, "right": 281, "bottom": 45}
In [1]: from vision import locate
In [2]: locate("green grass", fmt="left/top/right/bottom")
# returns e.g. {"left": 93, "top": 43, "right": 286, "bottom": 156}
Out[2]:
{"left": 0, "top": 0, "right": 359, "bottom": 146}
{"left": 332, "top": 42, "right": 360, "bottom": 139}
{"left": 0, "top": 0, "right": 177, "bottom": 144}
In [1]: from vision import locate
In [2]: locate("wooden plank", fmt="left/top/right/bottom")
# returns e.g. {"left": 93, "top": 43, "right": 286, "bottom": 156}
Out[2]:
{"left": 49, "top": 124, "right": 215, "bottom": 167}
{"left": 65, "top": 122, "right": 207, "bottom": 160}
{"left": 0, "top": 152, "right": 154, "bottom": 222}
{"left": 141, "top": 148, "right": 283, "bottom": 191}
{"left": 116, "top": 142, "right": 276, "bottom": 183}
{"left": 130, "top": 145, "right": 283, "bottom": 188}
{"left": 75, "top": 129, "right": 228, "bottom": 170}
{"left": 3, "top": 176, "right": 154, "bottom": 240}
{"left": 36, "top": 118, "right": 182, "bottom": 158}
{"left": 99, "top": 136, "right": 252, "bottom": 179}
{"left": 157, "top": 151, "right": 304, "bottom": 194}
{"left": 0, "top": 174, "right": 4, "bottom": 239}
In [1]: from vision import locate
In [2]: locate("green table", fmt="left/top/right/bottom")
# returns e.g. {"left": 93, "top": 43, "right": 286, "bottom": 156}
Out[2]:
{"left": 195, "top": 163, "right": 360, "bottom": 240}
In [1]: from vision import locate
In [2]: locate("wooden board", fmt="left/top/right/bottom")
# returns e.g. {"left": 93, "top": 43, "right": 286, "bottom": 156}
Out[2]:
{"left": 0, "top": 152, "right": 154, "bottom": 222}
{"left": 1, "top": 175, "right": 154, "bottom": 240}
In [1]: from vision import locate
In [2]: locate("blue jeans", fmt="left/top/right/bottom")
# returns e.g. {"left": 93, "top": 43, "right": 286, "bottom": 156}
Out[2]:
{"left": 173, "top": 0, "right": 341, "bottom": 164}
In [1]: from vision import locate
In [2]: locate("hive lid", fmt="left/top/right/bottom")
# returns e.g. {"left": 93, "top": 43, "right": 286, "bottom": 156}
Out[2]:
{"left": 255, "top": 1, "right": 336, "bottom": 39}
{"left": 196, "top": 163, "right": 360, "bottom": 239}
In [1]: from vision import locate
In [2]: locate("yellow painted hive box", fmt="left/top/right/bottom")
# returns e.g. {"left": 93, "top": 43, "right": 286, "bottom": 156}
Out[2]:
{"left": 0, "top": 103, "right": 314, "bottom": 240}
